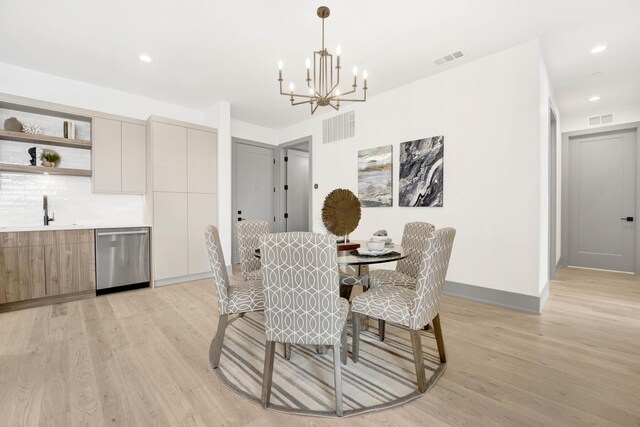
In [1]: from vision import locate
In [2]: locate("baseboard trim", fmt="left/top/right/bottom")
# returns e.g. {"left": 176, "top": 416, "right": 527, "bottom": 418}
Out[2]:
{"left": 444, "top": 281, "right": 546, "bottom": 315}
{"left": 155, "top": 272, "right": 213, "bottom": 287}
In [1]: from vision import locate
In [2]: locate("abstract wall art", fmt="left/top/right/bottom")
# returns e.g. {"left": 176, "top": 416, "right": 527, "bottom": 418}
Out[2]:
{"left": 358, "top": 145, "right": 393, "bottom": 207}
{"left": 399, "top": 136, "right": 444, "bottom": 207}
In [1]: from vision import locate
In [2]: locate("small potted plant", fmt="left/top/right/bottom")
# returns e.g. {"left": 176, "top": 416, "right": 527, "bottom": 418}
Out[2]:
{"left": 40, "top": 150, "right": 61, "bottom": 168}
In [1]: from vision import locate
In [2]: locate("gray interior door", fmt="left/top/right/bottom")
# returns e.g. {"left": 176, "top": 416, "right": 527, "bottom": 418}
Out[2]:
{"left": 285, "top": 149, "right": 310, "bottom": 232}
{"left": 233, "top": 142, "right": 275, "bottom": 263}
{"left": 569, "top": 130, "right": 636, "bottom": 272}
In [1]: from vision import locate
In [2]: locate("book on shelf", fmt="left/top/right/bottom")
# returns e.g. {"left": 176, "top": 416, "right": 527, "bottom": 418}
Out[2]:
{"left": 63, "top": 121, "right": 76, "bottom": 139}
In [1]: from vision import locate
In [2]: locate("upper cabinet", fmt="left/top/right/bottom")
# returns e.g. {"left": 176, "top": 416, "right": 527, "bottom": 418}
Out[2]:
{"left": 152, "top": 122, "right": 188, "bottom": 192}
{"left": 93, "top": 117, "right": 146, "bottom": 194}
{"left": 121, "top": 123, "right": 146, "bottom": 193}
{"left": 187, "top": 128, "right": 218, "bottom": 194}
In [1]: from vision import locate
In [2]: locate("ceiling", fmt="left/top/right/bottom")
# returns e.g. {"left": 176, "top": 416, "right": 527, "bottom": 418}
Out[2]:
{"left": 0, "top": 0, "right": 638, "bottom": 129}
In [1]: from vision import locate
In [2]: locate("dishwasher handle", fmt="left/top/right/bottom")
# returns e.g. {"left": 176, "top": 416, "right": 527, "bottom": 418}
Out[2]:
{"left": 98, "top": 230, "right": 149, "bottom": 236}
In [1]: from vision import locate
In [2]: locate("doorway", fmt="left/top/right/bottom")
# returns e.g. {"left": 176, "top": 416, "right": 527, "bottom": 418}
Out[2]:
{"left": 566, "top": 128, "right": 638, "bottom": 272}
{"left": 279, "top": 137, "right": 312, "bottom": 232}
{"left": 231, "top": 138, "right": 277, "bottom": 264}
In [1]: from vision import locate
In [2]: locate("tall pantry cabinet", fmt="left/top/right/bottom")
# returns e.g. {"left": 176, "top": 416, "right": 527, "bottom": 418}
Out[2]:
{"left": 145, "top": 116, "right": 218, "bottom": 286}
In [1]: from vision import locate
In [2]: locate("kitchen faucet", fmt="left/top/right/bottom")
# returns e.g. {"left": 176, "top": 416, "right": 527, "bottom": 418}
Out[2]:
{"left": 43, "top": 195, "right": 55, "bottom": 226}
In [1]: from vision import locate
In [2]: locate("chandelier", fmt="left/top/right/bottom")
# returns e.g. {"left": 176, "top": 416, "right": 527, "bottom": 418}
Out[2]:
{"left": 277, "top": 6, "right": 368, "bottom": 114}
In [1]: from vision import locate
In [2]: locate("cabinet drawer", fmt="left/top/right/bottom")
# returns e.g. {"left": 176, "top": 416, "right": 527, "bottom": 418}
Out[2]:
{"left": 42, "top": 229, "right": 94, "bottom": 246}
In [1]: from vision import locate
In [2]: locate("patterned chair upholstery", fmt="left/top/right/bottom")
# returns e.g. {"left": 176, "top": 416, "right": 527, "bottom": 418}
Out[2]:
{"left": 205, "top": 225, "right": 265, "bottom": 369}
{"left": 259, "top": 232, "right": 349, "bottom": 416}
{"left": 237, "top": 220, "right": 269, "bottom": 281}
{"left": 368, "top": 222, "right": 435, "bottom": 289}
{"left": 351, "top": 228, "right": 456, "bottom": 393}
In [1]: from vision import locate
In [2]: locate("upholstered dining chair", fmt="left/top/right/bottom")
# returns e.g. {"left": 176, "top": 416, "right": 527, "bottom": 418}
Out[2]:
{"left": 351, "top": 228, "right": 456, "bottom": 393}
{"left": 259, "top": 232, "right": 349, "bottom": 417}
{"left": 205, "top": 225, "right": 265, "bottom": 369}
{"left": 237, "top": 220, "right": 269, "bottom": 282}
{"left": 368, "top": 221, "right": 435, "bottom": 340}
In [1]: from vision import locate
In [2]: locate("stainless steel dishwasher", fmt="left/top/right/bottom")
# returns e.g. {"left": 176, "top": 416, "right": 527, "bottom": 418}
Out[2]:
{"left": 96, "top": 227, "right": 150, "bottom": 293}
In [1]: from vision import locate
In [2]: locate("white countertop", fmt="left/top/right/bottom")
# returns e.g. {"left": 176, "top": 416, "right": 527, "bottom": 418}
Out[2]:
{"left": 0, "top": 224, "right": 152, "bottom": 233}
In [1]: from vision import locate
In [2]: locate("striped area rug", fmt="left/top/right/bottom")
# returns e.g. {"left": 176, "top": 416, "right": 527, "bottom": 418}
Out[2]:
{"left": 211, "top": 312, "right": 446, "bottom": 417}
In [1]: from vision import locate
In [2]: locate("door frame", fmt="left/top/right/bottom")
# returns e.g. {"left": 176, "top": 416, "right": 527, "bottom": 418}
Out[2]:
{"left": 277, "top": 136, "right": 313, "bottom": 233}
{"left": 548, "top": 102, "right": 558, "bottom": 279}
{"left": 561, "top": 121, "right": 640, "bottom": 274}
{"left": 231, "top": 137, "right": 277, "bottom": 264}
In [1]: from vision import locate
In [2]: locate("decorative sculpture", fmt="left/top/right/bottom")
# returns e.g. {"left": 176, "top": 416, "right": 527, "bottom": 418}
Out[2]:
{"left": 321, "top": 188, "right": 361, "bottom": 242}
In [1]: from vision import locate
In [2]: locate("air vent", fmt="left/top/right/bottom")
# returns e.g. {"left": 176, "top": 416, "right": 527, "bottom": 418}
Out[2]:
{"left": 323, "top": 110, "right": 355, "bottom": 144}
{"left": 435, "top": 50, "right": 464, "bottom": 65}
{"left": 588, "top": 113, "right": 614, "bottom": 127}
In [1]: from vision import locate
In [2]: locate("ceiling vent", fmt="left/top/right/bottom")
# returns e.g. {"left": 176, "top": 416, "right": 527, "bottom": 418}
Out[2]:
{"left": 435, "top": 50, "right": 464, "bottom": 65}
{"left": 588, "top": 113, "right": 614, "bottom": 127}
{"left": 323, "top": 110, "right": 355, "bottom": 144}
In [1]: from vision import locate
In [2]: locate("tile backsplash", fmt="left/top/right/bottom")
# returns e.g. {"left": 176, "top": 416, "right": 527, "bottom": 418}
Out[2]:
{"left": 0, "top": 173, "right": 144, "bottom": 227}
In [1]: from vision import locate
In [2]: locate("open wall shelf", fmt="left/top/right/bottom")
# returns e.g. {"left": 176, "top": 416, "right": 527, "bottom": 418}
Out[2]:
{"left": 0, "top": 130, "right": 92, "bottom": 149}
{"left": 0, "top": 163, "right": 92, "bottom": 177}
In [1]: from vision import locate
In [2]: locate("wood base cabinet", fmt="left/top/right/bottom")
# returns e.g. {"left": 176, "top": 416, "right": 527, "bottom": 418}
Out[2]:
{"left": 45, "top": 242, "right": 96, "bottom": 296}
{"left": 0, "top": 246, "right": 46, "bottom": 303}
{"left": 0, "top": 229, "right": 96, "bottom": 311}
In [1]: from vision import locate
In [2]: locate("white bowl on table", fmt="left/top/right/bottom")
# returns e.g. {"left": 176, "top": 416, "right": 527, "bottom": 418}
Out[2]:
{"left": 366, "top": 240, "right": 386, "bottom": 252}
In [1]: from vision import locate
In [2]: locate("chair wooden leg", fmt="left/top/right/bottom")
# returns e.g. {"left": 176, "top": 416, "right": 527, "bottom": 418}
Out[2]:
{"left": 209, "top": 314, "right": 228, "bottom": 369}
{"left": 333, "top": 344, "right": 344, "bottom": 417}
{"left": 352, "top": 312, "right": 361, "bottom": 362}
{"left": 410, "top": 329, "right": 427, "bottom": 393}
{"left": 424, "top": 323, "right": 430, "bottom": 331}
{"left": 261, "top": 341, "right": 276, "bottom": 408}
{"left": 378, "top": 319, "right": 386, "bottom": 341}
{"left": 283, "top": 343, "right": 292, "bottom": 360}
{"left": 340, "top": 323, "right": 348, "bottom": 365}
{"left": 432, "top": 313, "right": 446, "bottom": 363}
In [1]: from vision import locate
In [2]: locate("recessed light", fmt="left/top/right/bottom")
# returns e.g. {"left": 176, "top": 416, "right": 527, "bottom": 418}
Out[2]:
{"left": 590, "top": 45, "right": 607, "bottom": 54}
{"left": 139, "top": 54, "right": 153, "bottom": 63}
{"left": 589, "top": 96, "right": 601, "bottom": 102}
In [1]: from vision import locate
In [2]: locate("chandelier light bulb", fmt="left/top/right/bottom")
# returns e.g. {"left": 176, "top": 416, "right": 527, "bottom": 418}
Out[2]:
{"left": 352, "top": 66, "right": 358, "bottom": 76}
{"left": 336, "top": 89, "right": 341, "bottom": 97}
{"left": 336, "top": 45, "right": 342, "bottom": 56}
{"left": 289, "top": 82, "right": 295, "bottom": 92}
{"left": 305, "top": 58, "right": 311, "bottom": 69}
{"left": 309, "top": 88, "right": 314, "bottom": 95}
{"left": 363, "top": 70, "right": 368, "bottom": 80}
{"left": 278, "top": 60, "right": 283, "bottom": 70}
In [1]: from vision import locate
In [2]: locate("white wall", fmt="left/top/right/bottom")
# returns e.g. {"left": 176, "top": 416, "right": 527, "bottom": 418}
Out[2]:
{"left": 279, "top": 41, "right": 546, "bottom": 298}
{"left": 561, "top": 102, "right": 640, "bottom": 133}
{"left": 231, "top": 119, "right": 279, "bottom": 146}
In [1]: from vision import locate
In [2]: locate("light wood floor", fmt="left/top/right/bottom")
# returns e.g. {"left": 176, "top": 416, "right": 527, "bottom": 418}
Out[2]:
{"left": 1, "top": 267, "right": 639, "bottom": 426}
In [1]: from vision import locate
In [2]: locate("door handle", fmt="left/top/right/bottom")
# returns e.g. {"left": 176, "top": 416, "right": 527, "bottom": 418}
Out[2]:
{"left": 238, "top": 217, "right": 246, "bottom": 221}
{"left": 621, "top": 217, "right": 634, "bottom": 222}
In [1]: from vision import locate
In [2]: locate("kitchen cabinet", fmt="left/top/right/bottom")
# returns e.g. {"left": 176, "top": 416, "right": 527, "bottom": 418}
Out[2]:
{"left": 45, "top": 242, "right": 95, "bottom": 296}
{"left": 0, "top": 246, "right": 46, "bottom": 303}
{"left": 146, "top": 117, "right": 218, "bottom": 286}
{"left": 152, "top": 122, "right": 187, "bottom": 192}
{"left": 0, "top": 229, "right": 95, "bottom": 311}
{"left": 188, "top": 193, "right": 218, "bottom": 275}
{"left": 187, "top": 128, "right": 218, "bottom": 194}
{"left": 93, "top": 118, "right": 146, "bottom": 194}
{"left": 153, "top": 192, "right": 189, "bottom": 280}
{"left": 122, "top": 123, "right": 147, "bottom": 193}
{"left": 93, "top": 117, "right": 122, "bottom": 193}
